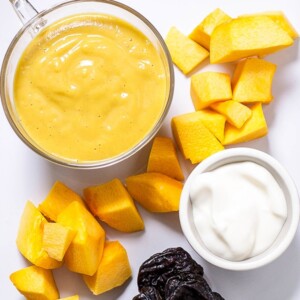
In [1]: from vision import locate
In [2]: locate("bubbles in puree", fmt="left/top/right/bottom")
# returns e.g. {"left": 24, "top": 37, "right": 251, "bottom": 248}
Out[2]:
{"left": 14, "top": 14, "right": 168, "bottom": 162}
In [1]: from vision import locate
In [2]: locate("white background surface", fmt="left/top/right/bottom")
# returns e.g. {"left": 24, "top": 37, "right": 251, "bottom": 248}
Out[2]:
{"left": 0, "top": 0, "right": 300, "bottom": 299}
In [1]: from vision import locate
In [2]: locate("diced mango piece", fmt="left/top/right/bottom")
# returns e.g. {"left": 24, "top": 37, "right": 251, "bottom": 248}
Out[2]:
{"left": 195, "top": 109, "right": 226, "bottom": 143}
{"left": 126, "top": 172, "right": 183, "bottom": 212}
{"left": 147, "top": 136, "right": 184, "bottom": 181}
{"left": 232, "top": 58, "right": 277, "bottom": 104}
{"left": 16, "top": 201, "right": 62, "bottom": 269}
{"left": 57, "top": 201, "right": 105, "bottom": 276}
{"left": 172, "top": 112, "right": 224, "bottom": 163}
{"left": 10, "top": 265, "right": 59, "bottom": 300}
{"left": 165, "top": 26, "right": 209, "bottom": 74}
{"left": 189, "top": 8, "right": 232, "bottom": 50}
{"left": 191, "top": 72, "right": 232, "bottom": 109}
{"left": 223, "top": 103, "right": 268, "bottom": 145}
{"left": 239, "top": 11, "right": 298, "bottom": 39}
{"left": 210, "top": 16, "right": 293, "bottom": 63}
{"left": 58, "top": 296, "right": 79, "bottom": 300}
{"left": 84, "top": 179, "right": 144, "bottom": 233}
{"left": 42, "top": 222, "right": 76, "bottom": 261}
{"left": 211, "top": 100, "right": 252, "bottom": 129}
{"left": 39, "top": 181, "right": 84, "bottom": 222}
{"left": 83, "top": 241, "right": 131, "bottom": 295}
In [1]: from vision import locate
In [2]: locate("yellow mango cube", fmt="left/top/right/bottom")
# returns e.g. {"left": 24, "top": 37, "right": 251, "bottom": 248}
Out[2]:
{"left": 126, "top": 172, "right": 183, "bottom": 212}
{"left": 211, "top": 100, "right": 252, "bottom": 129}
{"left": 195, "top": 109, "right": 226, "bottom": 143}
{"left": 210, "top": 16, "right": 293, "bottom": 63}
{"left": 147, "top": 136, "right": 184, "bottom": 181}
{"left": 172, "top": 112, "right": 224, "bottom": 164}
{"left": 16, "top": 201, "right": 62, "bottom": 269}
{"left": 10, "top": 265, "right": 59, "bottom": 300}
{"left": 223, "top": 103, "right": 268, "bottom": 145}
{"left": 42, "top": 222, "right": 76, "bottom": 261}
{"left": 58, "top": 296, "right": 79, "bottom": 300}
{"left": 239, "top": 11, "right": 298, "bottom": 39}
{"left": 165, "top": 26, "right": 209, "bottom": 74}
{"left": 191, "top": 72, "right": 232, "bottom": 109}
{"left": 57, "top": 201, "right": 105, "bottom": 276}
{"left": 84, "top": 178, "right": 144, "bottom": 233}
{"left": 83, "top": 241, "right": 132, "bottom": 295}
{"left": 189, "top": 8, "right": 232, "bottom": 50}
{"left": 39, "top": 181, "right": 84, "bottom": 222}
{"left": 232, "top": 58, "right": 277, "bottom": 104}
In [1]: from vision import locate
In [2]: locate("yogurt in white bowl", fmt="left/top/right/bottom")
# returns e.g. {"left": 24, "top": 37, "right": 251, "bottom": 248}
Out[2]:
{"left": 179, "top": 148, "right": 299, "bottom": 271}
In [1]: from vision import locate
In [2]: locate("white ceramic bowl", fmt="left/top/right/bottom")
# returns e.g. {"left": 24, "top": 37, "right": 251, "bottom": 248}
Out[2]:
{"left": 179, "top": 147, "right": 299, "bottom": 271}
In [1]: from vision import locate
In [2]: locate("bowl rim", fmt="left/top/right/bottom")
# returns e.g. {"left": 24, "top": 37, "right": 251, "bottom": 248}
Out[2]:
{"left": 0, "top": 0, "right": 174, "bottom": 169}
{"left": 179, "top": 147, "right": 300, "bottom": 271}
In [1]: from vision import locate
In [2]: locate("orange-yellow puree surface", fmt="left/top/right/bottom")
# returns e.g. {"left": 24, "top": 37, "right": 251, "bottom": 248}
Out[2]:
{"left": 14, "top": 14, "right": 167, "bottom": 162}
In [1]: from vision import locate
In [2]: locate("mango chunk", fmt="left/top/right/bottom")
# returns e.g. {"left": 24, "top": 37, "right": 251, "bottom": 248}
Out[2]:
{"left": 232, "top": 58, "right": 277, "bottom": 104}
{"left": 223, "top": 103, "right": 268, "bottom": 145}
{"left": 172, "top": 112, "right": 224, "bottom": 163}
{"left": 58, "top": 296, "right": 79, "bottom": 300}
{"left": 57, "top": 201, "right": 105, "bottom": 276}
{"left": 195, "top": 109, "right": 226, "bottom": 143}
{"left": 126, "top": 172, "right": 183, "bottom": 212}
{"left": 210, "top": 16, "right": 293, "bottom": 63}
{"left": 10, "top": 265, "right": 59, "bottom": 300}
{"left": 165, "top": 26, "right": 209, "bottom": 74}
{"left": 42, "top": 222, "right": 76, "bottom": 261}
{"left": 83, "top": 241, "right": 132, "bottom": 295}
{"left": 239, "top": 11, "right": 298, "bottom": 39}
{"left": 211, "top": 100, "right": 252, "bottom": 129}
{"left": 39, "top": 181, "right": 84, "bottom": 222}
{"left": 16, "top": 201, "right": 62, "bottom": 269}
{"left": 84, "top": 178, "right": 144, "bottom": 233}
{"left": 189, "top": 8, "right": 232, "bottom": 50}
{"left": 191, "top": 72, "right": 232, "bottom": 109}
{"left": 147, "top": 136, "right": 184, "bottom": 181}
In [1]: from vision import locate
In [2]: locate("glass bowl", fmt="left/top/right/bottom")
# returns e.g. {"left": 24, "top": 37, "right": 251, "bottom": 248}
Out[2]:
{"left": 1, "top": 0, "right": 174, "bottom": 169}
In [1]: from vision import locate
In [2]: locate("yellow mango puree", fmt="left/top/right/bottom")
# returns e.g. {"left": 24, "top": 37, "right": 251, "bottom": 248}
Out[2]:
{"left": 14, "top": 14, "right": 167, "bottom": 162}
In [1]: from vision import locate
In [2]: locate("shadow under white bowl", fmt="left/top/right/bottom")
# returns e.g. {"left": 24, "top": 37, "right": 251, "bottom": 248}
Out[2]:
{"left": 179, "top": 147, "right": 299, "bottom": 271}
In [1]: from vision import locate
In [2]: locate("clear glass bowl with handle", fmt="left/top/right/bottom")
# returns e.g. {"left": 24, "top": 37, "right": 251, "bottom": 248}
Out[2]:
{"left": 1, "top": 0, "right": 174, "bottom": 169}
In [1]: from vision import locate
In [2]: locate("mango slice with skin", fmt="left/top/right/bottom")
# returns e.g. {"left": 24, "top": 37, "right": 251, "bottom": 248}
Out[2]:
{"left": 39, "top": 181, "right": 84, "bottom": 222}
{"left": 84, "top": 178, "right": 144, "bottom": 233}
{"left": 210, "top": 15, "right": 293, "bottom": 64}
{"left": 191, "top": 72, "right": 232, "bottom": 109}
{"left": 57, "top": 201, "right": 105, "bottom": 276}
{"left": 10, "top": 265, "right": 59, "bottom": 300}
{"left": 239, "top": 11, "right": 298, "bottom": 39}
{"left": 189, "top": 8, "right": 232, "bottom": 50}
{"left": 16, "top": 201, "right": 62, "bottom": 269}
{"left": 195, "top": 109, "right": 226, "bottom": 143}
{"left": 165, "top": 26, "right": 209, "bottom": 75}
{"left": 126, "top": 172, "right": 183, "bottom": 212}
{"left": 83, "top": 241, "right": 132, "bottom": 295}
{"left": 42, "top": 222, "right": 76, "bottom": 261}
{"left": 223, "top": 103, "right": 268, "bottom": 145}
{"left": 172, "top": 112, "right": 224, "bottom": 164}
{"left": 232, "top": 58, "right": 277, "bottom": 104}
{"left": 147, "top": 136, "right": 184, "bottom": 181}
{"left": 58, "top": 296, "right": 79, "bottom": 300}
{"left": 211, "top": 100, "right": 252, "bottom": 129}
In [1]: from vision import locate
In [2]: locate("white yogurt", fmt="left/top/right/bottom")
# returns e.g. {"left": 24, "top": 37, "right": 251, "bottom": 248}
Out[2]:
{"left": 190, "top": 161, "right": 287, "bottom": 261}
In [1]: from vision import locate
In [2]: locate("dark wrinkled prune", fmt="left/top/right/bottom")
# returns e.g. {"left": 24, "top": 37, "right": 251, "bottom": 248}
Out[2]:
{"left": 137, "top": 247, "right": 203, "bottom": 298}
{"left": 165, "top": 272, "right": 224, "bottom": 300}
{"left": 135, "top": 247, "right": 224, "bottom": 300}
{"left": 133, "top": 286, "right": 162, "bottom": 300}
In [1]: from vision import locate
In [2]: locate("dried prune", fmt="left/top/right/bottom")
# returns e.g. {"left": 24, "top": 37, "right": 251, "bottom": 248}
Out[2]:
{"left": 133, "top": 286, "right": 162, "bottom": 300}
{"left": 137, "top": 247, "right": 204, "bottom": 298}
{"left": 165, "top": 272, "right": 224, "bottom": 300}
{"left": 135, "top": 247, "right": 224, "bottom": 300}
